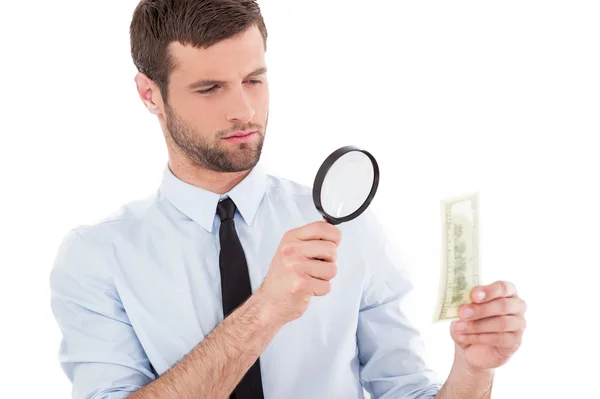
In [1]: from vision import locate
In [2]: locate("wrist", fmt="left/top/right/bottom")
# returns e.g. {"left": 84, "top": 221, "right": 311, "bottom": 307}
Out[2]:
{"left": 447, "top": 349, "right": 494, "bottom": 397}
{"left": 452, "top": 361, "right": 495, "bottom": 381}
{"left": 452, "top": 350, "right": 495, "bottom": 379}
{"left": 248, "top": 289, "right": 286, "bottom": 330}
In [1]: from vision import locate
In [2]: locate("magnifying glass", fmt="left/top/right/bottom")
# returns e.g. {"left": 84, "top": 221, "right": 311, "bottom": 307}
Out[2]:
{"left": 312, "top": 145, "right": 380, "bottom": 225}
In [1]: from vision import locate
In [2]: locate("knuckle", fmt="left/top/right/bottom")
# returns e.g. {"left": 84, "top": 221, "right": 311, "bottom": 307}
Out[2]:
{"left": 512, "top": 332, "right": 521, "bottom": 346}
{"left": 319, "top": 221, "right": 329, "bottom": 235}
{"left": 498, "top": 317, "right": 508, "bottom": 331}
{"left": 282, "top": 230, "right": 294, "bottom": 242}
{"left": 322, "top": 223, "right": 341, "bottom": 243}
{"left": 301, "top": 296, "right": 311, "bottom": 310}
{"left": 521, "top": 298, "right": 528, "bottom": 313}
{"left": 280, "top": 242, "right": 296, "bottom": 257}
{"left": 328, "top": 242, "right": 338, "bottom": 260}
{"left": 492, "top": 334, "right": 504, "bottom": 346}
{"left": 291, "top": 278, "right": 305, "bottom": 294}
{"left": 468, "top": 321, "right": 478, "bottom": 333}
{"left": 506, "top": 333, "right": 517, "bottom": 347}
{"left": 331, "top": 227, "right": 342, "bottom": 243}
{"left": 321, "top": 263, "right": 336, "bottom": 280}
{"left": 329, "top": 263, "right": 338, "bottom": 279}
{"left": 288, "top": 260, "right": 302, "bottom": 273}
{"left": 515, "top": 332, "right": 523, "bottom": 345}
{"left": 499, "top": 297, "right": 510, "bottom": 314}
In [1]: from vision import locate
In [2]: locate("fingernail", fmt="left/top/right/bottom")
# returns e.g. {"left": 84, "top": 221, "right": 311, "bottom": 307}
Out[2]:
{"left": 476, "top": 291, "right": 486, "bottom": 302}
{"left": 458, "top": 334, "right": 467, "bottom": 342}
{"left": 455, "top": 322, "right": 467, "bottom": 331}
{"left": 462, "top": 307, "right": 473, "bottom": 319}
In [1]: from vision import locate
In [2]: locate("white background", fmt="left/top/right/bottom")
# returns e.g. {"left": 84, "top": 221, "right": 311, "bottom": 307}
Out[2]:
{"left": 1, "top": 0, "right": 598, "bottom": 397}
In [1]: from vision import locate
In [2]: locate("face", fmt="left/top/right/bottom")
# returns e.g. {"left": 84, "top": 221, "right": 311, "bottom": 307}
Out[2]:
{"left": 143, "top": 25, "right": 269, "bottom": 173}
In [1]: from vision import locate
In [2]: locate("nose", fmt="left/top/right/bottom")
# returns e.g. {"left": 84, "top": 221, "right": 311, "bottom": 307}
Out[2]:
{"left": 226, "top": 86, "right": 255, "bottom": 123}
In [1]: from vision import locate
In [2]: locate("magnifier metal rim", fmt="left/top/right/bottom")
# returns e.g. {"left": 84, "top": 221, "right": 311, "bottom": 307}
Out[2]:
{"left": 312, "top": 145, "right": 380, "bottom": 225}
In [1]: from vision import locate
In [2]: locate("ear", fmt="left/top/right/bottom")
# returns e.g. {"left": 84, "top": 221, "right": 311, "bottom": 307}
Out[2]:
{"left": 134, "top": 72, "right": 161, "bottom": 114}
{"left": 146, "top": 103, "right": 160, "bottom": 115}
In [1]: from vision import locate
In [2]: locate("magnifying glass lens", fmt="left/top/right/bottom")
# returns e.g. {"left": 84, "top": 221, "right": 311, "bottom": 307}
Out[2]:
{"left": 313, "top": 146, "right": 379, "bottom": 225}
{"left": 321, "top": 151, "right": 375, "bottom": 218}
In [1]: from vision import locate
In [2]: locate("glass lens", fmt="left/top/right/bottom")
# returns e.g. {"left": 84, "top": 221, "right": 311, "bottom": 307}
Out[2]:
{"left": 320, "top": 150, "right": 374, "bottom": 218}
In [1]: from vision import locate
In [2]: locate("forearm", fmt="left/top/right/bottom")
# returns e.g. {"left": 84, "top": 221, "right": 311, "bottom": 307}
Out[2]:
{"left": 129, "top": 293, "right": 282, "bottom": 399}
{"left": 435, "top": 353, "right": 494, "bottom": 399}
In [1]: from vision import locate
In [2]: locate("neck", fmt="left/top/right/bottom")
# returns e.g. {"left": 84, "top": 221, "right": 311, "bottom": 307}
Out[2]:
{"left": 168, "top": 158, "right": 251, "bottom": 195}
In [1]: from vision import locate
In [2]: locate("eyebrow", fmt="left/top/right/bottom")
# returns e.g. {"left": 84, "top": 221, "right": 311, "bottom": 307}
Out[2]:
{"left": 187, "top": 67, "right": 267, "bottom": 90}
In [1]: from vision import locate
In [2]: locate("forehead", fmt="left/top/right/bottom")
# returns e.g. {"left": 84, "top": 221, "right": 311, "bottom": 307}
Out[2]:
{"left": 168, "top": 25, "right": 266, "bottom": 83}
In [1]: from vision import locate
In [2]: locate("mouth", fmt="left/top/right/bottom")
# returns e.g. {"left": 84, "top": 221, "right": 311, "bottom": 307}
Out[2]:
{"left": 222, "top": 130, "right": 258, "bottom": 143}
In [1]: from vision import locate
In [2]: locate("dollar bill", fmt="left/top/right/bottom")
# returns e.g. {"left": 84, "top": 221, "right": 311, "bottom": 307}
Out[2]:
{"left": 433, "top": 192, "right": 481, "bottom": 322}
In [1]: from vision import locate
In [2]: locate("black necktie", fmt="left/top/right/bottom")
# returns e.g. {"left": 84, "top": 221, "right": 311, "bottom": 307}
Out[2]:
{"left": 217, "top": 197, "right": 264, "bottom": 399}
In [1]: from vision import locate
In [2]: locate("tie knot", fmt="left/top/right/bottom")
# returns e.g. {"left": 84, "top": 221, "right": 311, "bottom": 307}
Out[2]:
{"left": 217, "top": 197, "right": 237, "bottom": 221}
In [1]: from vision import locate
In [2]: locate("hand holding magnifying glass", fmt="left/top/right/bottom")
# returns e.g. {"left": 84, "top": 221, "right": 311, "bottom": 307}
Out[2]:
{"left": 256, "top": 146, "right": 380, "bottom": 325}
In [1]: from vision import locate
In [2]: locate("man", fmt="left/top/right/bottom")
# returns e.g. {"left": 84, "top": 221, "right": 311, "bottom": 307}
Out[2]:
{"left": 49, "top": 1, "right": 527, "bottom": 398}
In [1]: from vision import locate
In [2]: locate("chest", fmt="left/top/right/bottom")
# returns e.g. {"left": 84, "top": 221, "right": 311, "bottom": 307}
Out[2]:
{"left": 110, "top": 220, "right": 365, "bottom": 375}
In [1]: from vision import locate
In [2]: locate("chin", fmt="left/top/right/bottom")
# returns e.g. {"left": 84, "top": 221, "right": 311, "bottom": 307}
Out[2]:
{"left": 212, "top": 149, "right": 260, "bottom": 173}
{"left": 231, "top": 155, "right": 261, "bottom": 171}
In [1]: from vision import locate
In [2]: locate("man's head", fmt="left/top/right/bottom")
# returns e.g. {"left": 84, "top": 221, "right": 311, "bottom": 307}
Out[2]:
{"left": 130, "top": 0, "right": 269, "bottom": 173}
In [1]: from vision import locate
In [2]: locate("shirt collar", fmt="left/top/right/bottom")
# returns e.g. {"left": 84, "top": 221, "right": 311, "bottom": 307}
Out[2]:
{"left": 159, "top": 162, "right": 268, "bottom": 233}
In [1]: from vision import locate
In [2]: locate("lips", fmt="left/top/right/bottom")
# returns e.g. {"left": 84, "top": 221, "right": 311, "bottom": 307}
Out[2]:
{"left": 224, "top": 131, "right": 256, "bottom": 139}
{"left": 222, "top": 130, "right": 257, "bottom": 144}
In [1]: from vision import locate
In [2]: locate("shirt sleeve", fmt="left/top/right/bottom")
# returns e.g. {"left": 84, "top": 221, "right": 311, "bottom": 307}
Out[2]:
{"left": 49, "top": 229, "right": 156, "bottom": 399}
{"left": 356, "top": 212, "right": 443, "bottom": 399}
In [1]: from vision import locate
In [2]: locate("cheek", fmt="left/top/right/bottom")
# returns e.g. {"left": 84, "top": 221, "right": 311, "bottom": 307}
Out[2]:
{"left": 179, "top": 95, "right": 222, "bottom": 128}
{"left": 254, "top": 84, "right": 269, "bottom": 118}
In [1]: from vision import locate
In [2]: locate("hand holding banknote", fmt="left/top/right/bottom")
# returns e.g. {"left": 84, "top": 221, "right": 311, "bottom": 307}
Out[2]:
{"left": 449, "top": 281, "right": 528, "bottom": 371}
{"left": 434, "top": 193, "right": 528, "bottom": 373}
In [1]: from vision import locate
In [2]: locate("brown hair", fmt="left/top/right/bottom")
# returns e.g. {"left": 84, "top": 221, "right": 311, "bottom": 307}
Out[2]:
{"left": 130, "top": 0, "right": 268, "bottom": 102}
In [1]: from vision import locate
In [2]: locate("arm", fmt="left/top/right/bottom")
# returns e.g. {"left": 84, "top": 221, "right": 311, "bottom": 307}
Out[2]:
{"left": 129, "top": 291, "right": 281, "bottom": 399}
{"left": 437, "top": 280, "right": 526, "bottom": 398}
{"left": 50, "top": 229, "right": 284, "bottom": 399}
{"left": 355, "top": 212, "right": 442, "bottom": 399}
{"left": 50, "top": 229, "right": 155, "bottom": 399}
{"left": 434, "top": 354, "right": 494, "bottom": 399}
{"left": 355, "top": 212, "right": 521, "bottom": 399}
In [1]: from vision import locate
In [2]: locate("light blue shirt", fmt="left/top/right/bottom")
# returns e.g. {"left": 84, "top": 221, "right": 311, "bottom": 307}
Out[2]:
{"left": 49, "top": 162, "right": 442, "bottom": 399}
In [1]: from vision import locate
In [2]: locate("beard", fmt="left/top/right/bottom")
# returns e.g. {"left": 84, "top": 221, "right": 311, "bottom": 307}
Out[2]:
{"left": 164, "top": 102, "right": 266, "bottom": 173}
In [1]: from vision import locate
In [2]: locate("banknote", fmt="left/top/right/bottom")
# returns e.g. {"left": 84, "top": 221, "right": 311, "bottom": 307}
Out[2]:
{"left": 433, "top": 192, "right": 481, "bottom": 322}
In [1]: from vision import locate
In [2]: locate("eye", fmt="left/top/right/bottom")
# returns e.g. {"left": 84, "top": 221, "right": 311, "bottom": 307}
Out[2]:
{"left": 197, "top": 85, "right": 219, "bottom": 95}
{"left": 246, "top": 79, "right": 263, "bottom": 86}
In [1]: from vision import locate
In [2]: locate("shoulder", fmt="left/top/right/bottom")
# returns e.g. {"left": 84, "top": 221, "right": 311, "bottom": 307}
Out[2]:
{"left": 73, "top": 189, "right": 163, "bottom": 242}
{"left": 50, "top": 190, "right": 162, "bottom": 283}
{"left": 265, "top": 173, "right": 313, "bottom": 198}
{"left": 262, "top": 173, "right": 323, "bottom": 218}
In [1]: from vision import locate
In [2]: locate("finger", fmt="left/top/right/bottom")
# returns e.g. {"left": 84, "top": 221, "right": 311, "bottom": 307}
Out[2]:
{"left": 455, "top": 331, "right": 522, "bottom": 349}
{"left": 297, "top": 240, "right": 338, "bottom": 262}
{"left": 302, "top": 260, "right": 337, "bottom": 281}
{"left": 472, "top": 280, "right": 518, "bottom": 303}
{"left": 309, "top": 278, "right": 332, "bottom": 296}
{"left": 451, "top": 315, "right": 526, "bottom": 334}
{"left": 449, "top": 323, "right": 470, "bottom": 349}
{"left": 459, "top": 297, "right": 526, "bottom": 321}
{"left": 292, "top": 221, "right": 342, "bottom": 245}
